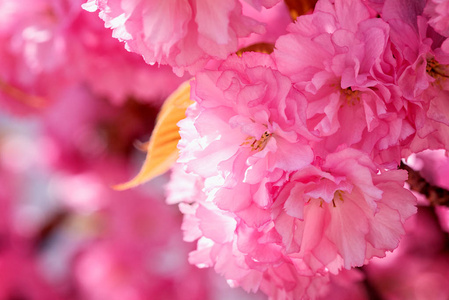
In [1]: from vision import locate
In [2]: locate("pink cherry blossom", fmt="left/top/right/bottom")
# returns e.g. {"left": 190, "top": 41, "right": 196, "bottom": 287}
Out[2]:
{"left": 178, "top": 52, "right": 313, "bottom": 222}
{"left": 170, "top": 145, "right": 416, "bottom": 298}
{"left": 375, "top": 0, "right": 449, "bottom": 154}
{"left": 273, "top": 0, "right": 415, "bottom": 166}
{"left": 168, "top": 148, "right": 417, "bottom": 298}
{"left": 83, "top": 0, "right": 282, "bottom": 75}
{"left": 3, "top": 0, "right": 448, "bottom": 298}
{"left": 167, "top": 164, "right": 333, "bottom": 300}
{"left": 273, "top": 148, "right": 416, "bottom": 271}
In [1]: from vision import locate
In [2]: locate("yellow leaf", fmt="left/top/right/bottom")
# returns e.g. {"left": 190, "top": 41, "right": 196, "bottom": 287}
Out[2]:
{"left": 114, "top": 80, "right": 193, "bottom": 190}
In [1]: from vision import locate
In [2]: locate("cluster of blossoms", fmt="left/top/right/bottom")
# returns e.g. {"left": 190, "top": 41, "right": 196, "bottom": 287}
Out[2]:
{"left": 2, "top": 0, "right": 449, "bottom": 299}
{"left": 82, "top": 0, "right": 289, "bottom": 75}
{"left": 85, "top": 0, "right": 449, "bottom": 298}
{"left": 0, "top": 1, "right": 265, "bottom": 299}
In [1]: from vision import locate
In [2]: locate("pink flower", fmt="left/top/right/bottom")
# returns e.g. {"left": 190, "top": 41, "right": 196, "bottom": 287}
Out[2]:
{"left": 273, "top": 148, "right": 417, "bottom": 271}
{"left": 168, "top": 12, "right": 419, "bottom": 296}
{"left": 167, "top": 165, "right": 332, "bottom": 300}
{"left": 273, "top": 0, "right": 415, "bottom": 165}
{"left": 169, "top": 147, "right": 417, "bottom": 299}
{"left": 171, "top": 137, "right": 416, "bottom": 298}
{"left": 83, "top": 0, "right": 281, "bottom": 75}
{"left": 178, "top": 52, "right": 313, "bottom": 221}
{"left": 376, "top": 0, "right": 449, "bottom": 154}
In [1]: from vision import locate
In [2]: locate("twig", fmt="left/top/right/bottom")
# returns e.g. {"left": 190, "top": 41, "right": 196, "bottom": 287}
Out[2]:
{"left": 400, "top": 162, "right": 449, "bottom": 207}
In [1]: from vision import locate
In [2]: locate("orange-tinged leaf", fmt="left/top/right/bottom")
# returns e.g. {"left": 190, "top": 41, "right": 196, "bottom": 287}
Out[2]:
{"left": 114, "top": 81, "right": 193, "bottom": 190}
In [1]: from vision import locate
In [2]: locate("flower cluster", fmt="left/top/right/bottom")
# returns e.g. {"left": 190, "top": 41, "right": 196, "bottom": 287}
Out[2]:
{"left": 163, "top": 0, "right": 449, "bottom": 298}
{"left": 2, "top": 0, "right": 449, "bottom": 299}
{"left": 0, "top": 1, "right": 264, "bottom": 299}
{"left": 83, "top": 0, "right": 283, "bottom": 75}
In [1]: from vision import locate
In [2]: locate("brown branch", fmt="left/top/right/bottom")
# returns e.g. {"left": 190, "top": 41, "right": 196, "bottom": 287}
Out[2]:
{"left": 360, "top": 272, "right": 384, "bottom": 300}
{"left": 34, "top": 210, "right": 69, "bottom": 250}
{"left": 400, "top": 161, "right": 449, "bottom": 207}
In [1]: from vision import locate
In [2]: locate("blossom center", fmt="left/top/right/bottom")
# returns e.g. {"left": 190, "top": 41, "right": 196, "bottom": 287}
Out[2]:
{"left": 241, "top": 131, "right": 272, "bottom": 151}
{"left": 341, "top": 87, "right": 360, "bottom": 106}
{"left": 310, "top": 190, "right": 345, "bottom": 208}
{"left": 333, "top": 190, "right": 345, "bottom": 205}
{"left": 426, "top": 57, "right": 449, "bottom": 81}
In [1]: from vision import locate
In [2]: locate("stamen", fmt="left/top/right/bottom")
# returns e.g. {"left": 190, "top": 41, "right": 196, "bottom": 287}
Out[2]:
{"left": 341, "top": 87, "right": 360, "bottom": 106}
{"left": 310, "top": 191, "right": 345, "bottom": 209}
{"left": 330, "top": 191, "right": 345, "bottom": 208}
{"left": 334, "top": 190, "right": 345, "bottom": 202}
{"left": 241, "top": 131, "right": 272, "bottom": 151}
{"left": 426, "top": 57, "right": 449, "bottom": 81}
